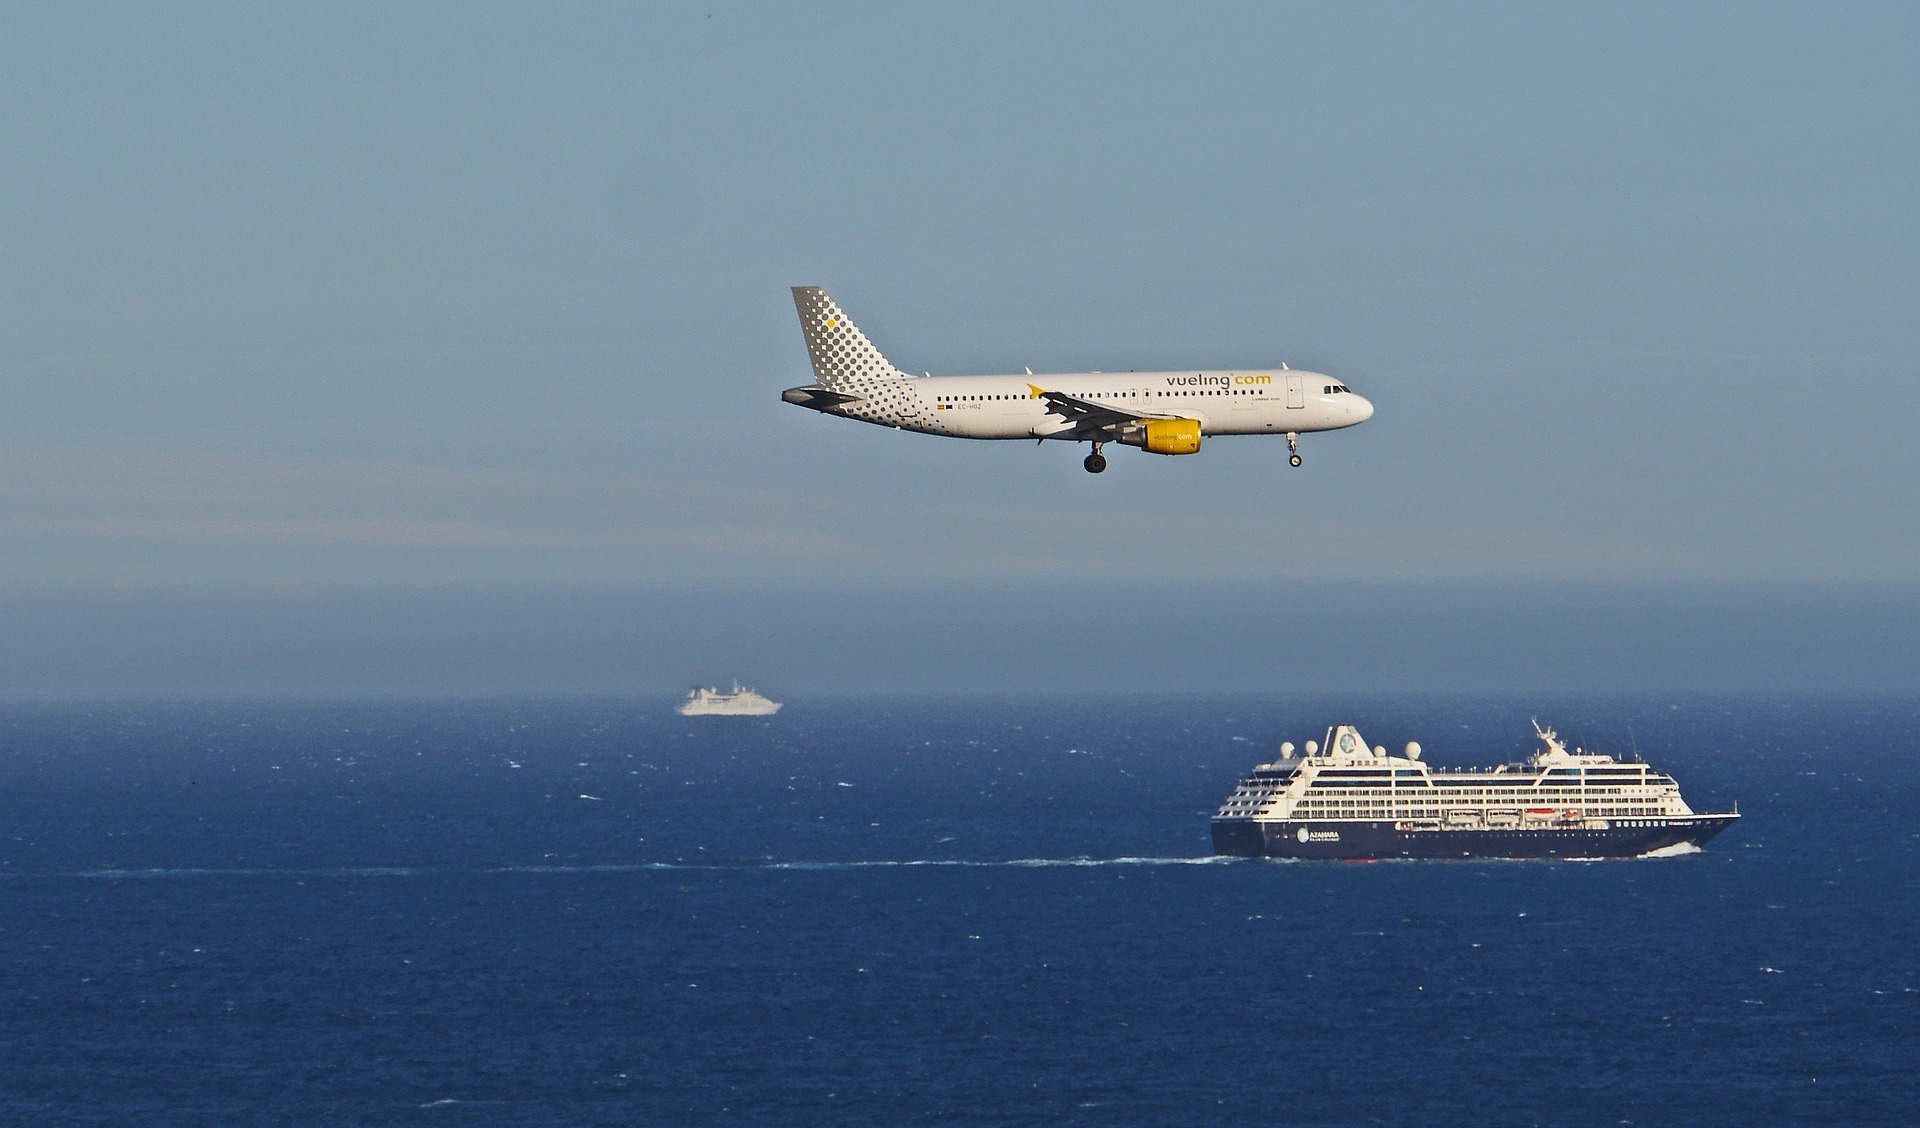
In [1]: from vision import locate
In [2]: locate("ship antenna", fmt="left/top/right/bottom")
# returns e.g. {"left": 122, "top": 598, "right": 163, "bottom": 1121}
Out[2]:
{"left": 1627, "top": 725, "right": 1640, "bottom": 762}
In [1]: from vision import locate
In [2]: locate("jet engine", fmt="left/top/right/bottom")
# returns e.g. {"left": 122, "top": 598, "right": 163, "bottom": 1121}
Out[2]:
{"left": 1118, "top": 418, "right": 1202, "bottom": 456}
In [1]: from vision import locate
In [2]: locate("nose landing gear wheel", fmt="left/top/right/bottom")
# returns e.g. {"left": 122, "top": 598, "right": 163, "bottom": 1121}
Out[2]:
{"left": 1289, "top": 453, "right": 1303, "bottom": 467}
{"left": 1286, "top": 431, "right": 1301, "bottom": 467}
{"left": 1084, "top": 452, "right": 1108, "bottom": 474}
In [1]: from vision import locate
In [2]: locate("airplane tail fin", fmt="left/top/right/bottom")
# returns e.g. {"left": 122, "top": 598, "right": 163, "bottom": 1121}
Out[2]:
{"left": 792, "top": 287, "right": 910, "bottom": 389}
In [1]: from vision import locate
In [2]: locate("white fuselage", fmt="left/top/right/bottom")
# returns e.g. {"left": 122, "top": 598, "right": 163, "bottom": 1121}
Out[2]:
{"left": 823, "top": 369, "right": 1372, "bottom": 440}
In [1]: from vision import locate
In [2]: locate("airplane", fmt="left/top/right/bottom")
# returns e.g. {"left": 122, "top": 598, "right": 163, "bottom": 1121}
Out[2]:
{"left": 780, "top": 286, "right": 1373, "bottom": 473}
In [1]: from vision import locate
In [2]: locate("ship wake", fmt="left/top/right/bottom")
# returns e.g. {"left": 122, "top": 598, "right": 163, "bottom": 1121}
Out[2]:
{"left": 767, "top": 856, "right": 1231, "bottom": 870}
{"left": 33, "top": 857, "right": 1240, "bottom": 881}
{"left": 494, "top": 856, "right": 1231, "bottom": 873}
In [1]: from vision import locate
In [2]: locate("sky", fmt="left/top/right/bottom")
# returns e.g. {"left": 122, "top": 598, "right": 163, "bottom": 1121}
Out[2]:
{"left": 1, "top": 3, "right": 1916, "bottom": 692}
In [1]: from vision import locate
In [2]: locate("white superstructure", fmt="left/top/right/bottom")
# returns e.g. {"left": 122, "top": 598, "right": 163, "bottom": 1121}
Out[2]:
{"left": 676, "top": 682, "right": 781, "bottom": 717}
{"left": 1220, "top": 720, "right": 1707, "bottom": 828}
{"left": 781, "top": 287, "right": 1373, "bottom": 474}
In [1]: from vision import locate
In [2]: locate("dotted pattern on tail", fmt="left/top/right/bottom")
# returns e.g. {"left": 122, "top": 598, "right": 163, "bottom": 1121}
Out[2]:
{"left": 792, "top": 287, "right": 925, "bottom": 426}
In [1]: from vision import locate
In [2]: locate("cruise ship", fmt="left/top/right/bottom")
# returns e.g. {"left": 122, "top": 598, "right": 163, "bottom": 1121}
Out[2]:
{"left": 675, "top": 682, "right": 781, "bottom": 717}
{"left": 1212, "top": 720, "right": 1737, "bottom": 860}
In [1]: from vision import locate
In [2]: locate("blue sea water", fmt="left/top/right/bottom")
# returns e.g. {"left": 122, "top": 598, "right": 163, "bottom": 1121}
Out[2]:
{"left": 0, "top": 694, "right": 1916, "bottom": 1126}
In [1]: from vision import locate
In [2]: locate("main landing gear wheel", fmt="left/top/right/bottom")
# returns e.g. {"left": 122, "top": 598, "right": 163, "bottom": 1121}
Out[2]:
{"left": 1084, "top": 452, "right": 1108, "bottom": 474}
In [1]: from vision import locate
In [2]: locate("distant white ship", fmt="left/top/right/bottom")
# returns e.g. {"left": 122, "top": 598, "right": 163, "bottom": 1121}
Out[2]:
{"left": 676, "top": 681, "right": 781, "bottom": 716}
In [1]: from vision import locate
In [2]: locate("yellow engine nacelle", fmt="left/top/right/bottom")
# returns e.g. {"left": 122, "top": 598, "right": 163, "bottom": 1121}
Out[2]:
{"left": 1119, "top": 418, "right": 1202, "bottom": 456}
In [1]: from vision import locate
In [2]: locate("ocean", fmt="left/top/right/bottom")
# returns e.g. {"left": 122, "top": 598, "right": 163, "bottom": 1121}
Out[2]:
{"left": 1, "top": 694, "right": 1915, "bottom": 1125}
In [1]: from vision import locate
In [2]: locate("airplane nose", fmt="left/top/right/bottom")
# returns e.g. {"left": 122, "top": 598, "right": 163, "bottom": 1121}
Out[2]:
{"left": 1351, "top": 394, "right": 1374, "bottom": 422}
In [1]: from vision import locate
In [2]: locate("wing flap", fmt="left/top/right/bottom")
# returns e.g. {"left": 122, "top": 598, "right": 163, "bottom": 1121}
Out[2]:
{"left": 1031, "top": 386, "right": 1149, "bottom": 434}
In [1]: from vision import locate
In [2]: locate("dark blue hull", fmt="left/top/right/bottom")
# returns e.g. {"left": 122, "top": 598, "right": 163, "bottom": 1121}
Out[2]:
{"left": 1212, "top": 815, "right": 1738, "bottom": 860}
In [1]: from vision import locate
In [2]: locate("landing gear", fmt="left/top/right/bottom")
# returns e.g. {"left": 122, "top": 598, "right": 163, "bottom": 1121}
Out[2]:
{"left": 1286, "top": 432, "right": 1302, "bottom": 468}
{"left": 1083, "top": 450, "right": 1108, "bottom": 474}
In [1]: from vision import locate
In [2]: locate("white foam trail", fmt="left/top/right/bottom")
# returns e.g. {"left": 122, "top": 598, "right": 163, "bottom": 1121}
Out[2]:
{"left": 492, "top": 856, "right": 1229, "bottom": 873}
{"left": 41, "top": 857, "right": 1232, "bottom": 880}
{"left": 72, "top": 866, "right": 423, "bottom": 879}
{"left": 767, "top": 856, "right": 1229, "bottom": 870}
{"left": 492, "top": 863, "right": 689, "bottom": 873}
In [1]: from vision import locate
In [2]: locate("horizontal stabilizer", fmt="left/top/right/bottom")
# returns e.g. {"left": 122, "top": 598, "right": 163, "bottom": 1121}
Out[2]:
{"left": 781, "top": 386, "right": 864, "bottom": 409}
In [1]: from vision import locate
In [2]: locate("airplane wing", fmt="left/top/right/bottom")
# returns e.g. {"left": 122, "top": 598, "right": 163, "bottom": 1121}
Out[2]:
{"left": 1029, "top": 386, "right": 1153, "bottom": 436}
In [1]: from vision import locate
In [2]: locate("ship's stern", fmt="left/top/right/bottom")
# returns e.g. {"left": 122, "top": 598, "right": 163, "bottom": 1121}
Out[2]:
{"left": 1211, "top": 818, "right": 1266, "bottom": 858}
